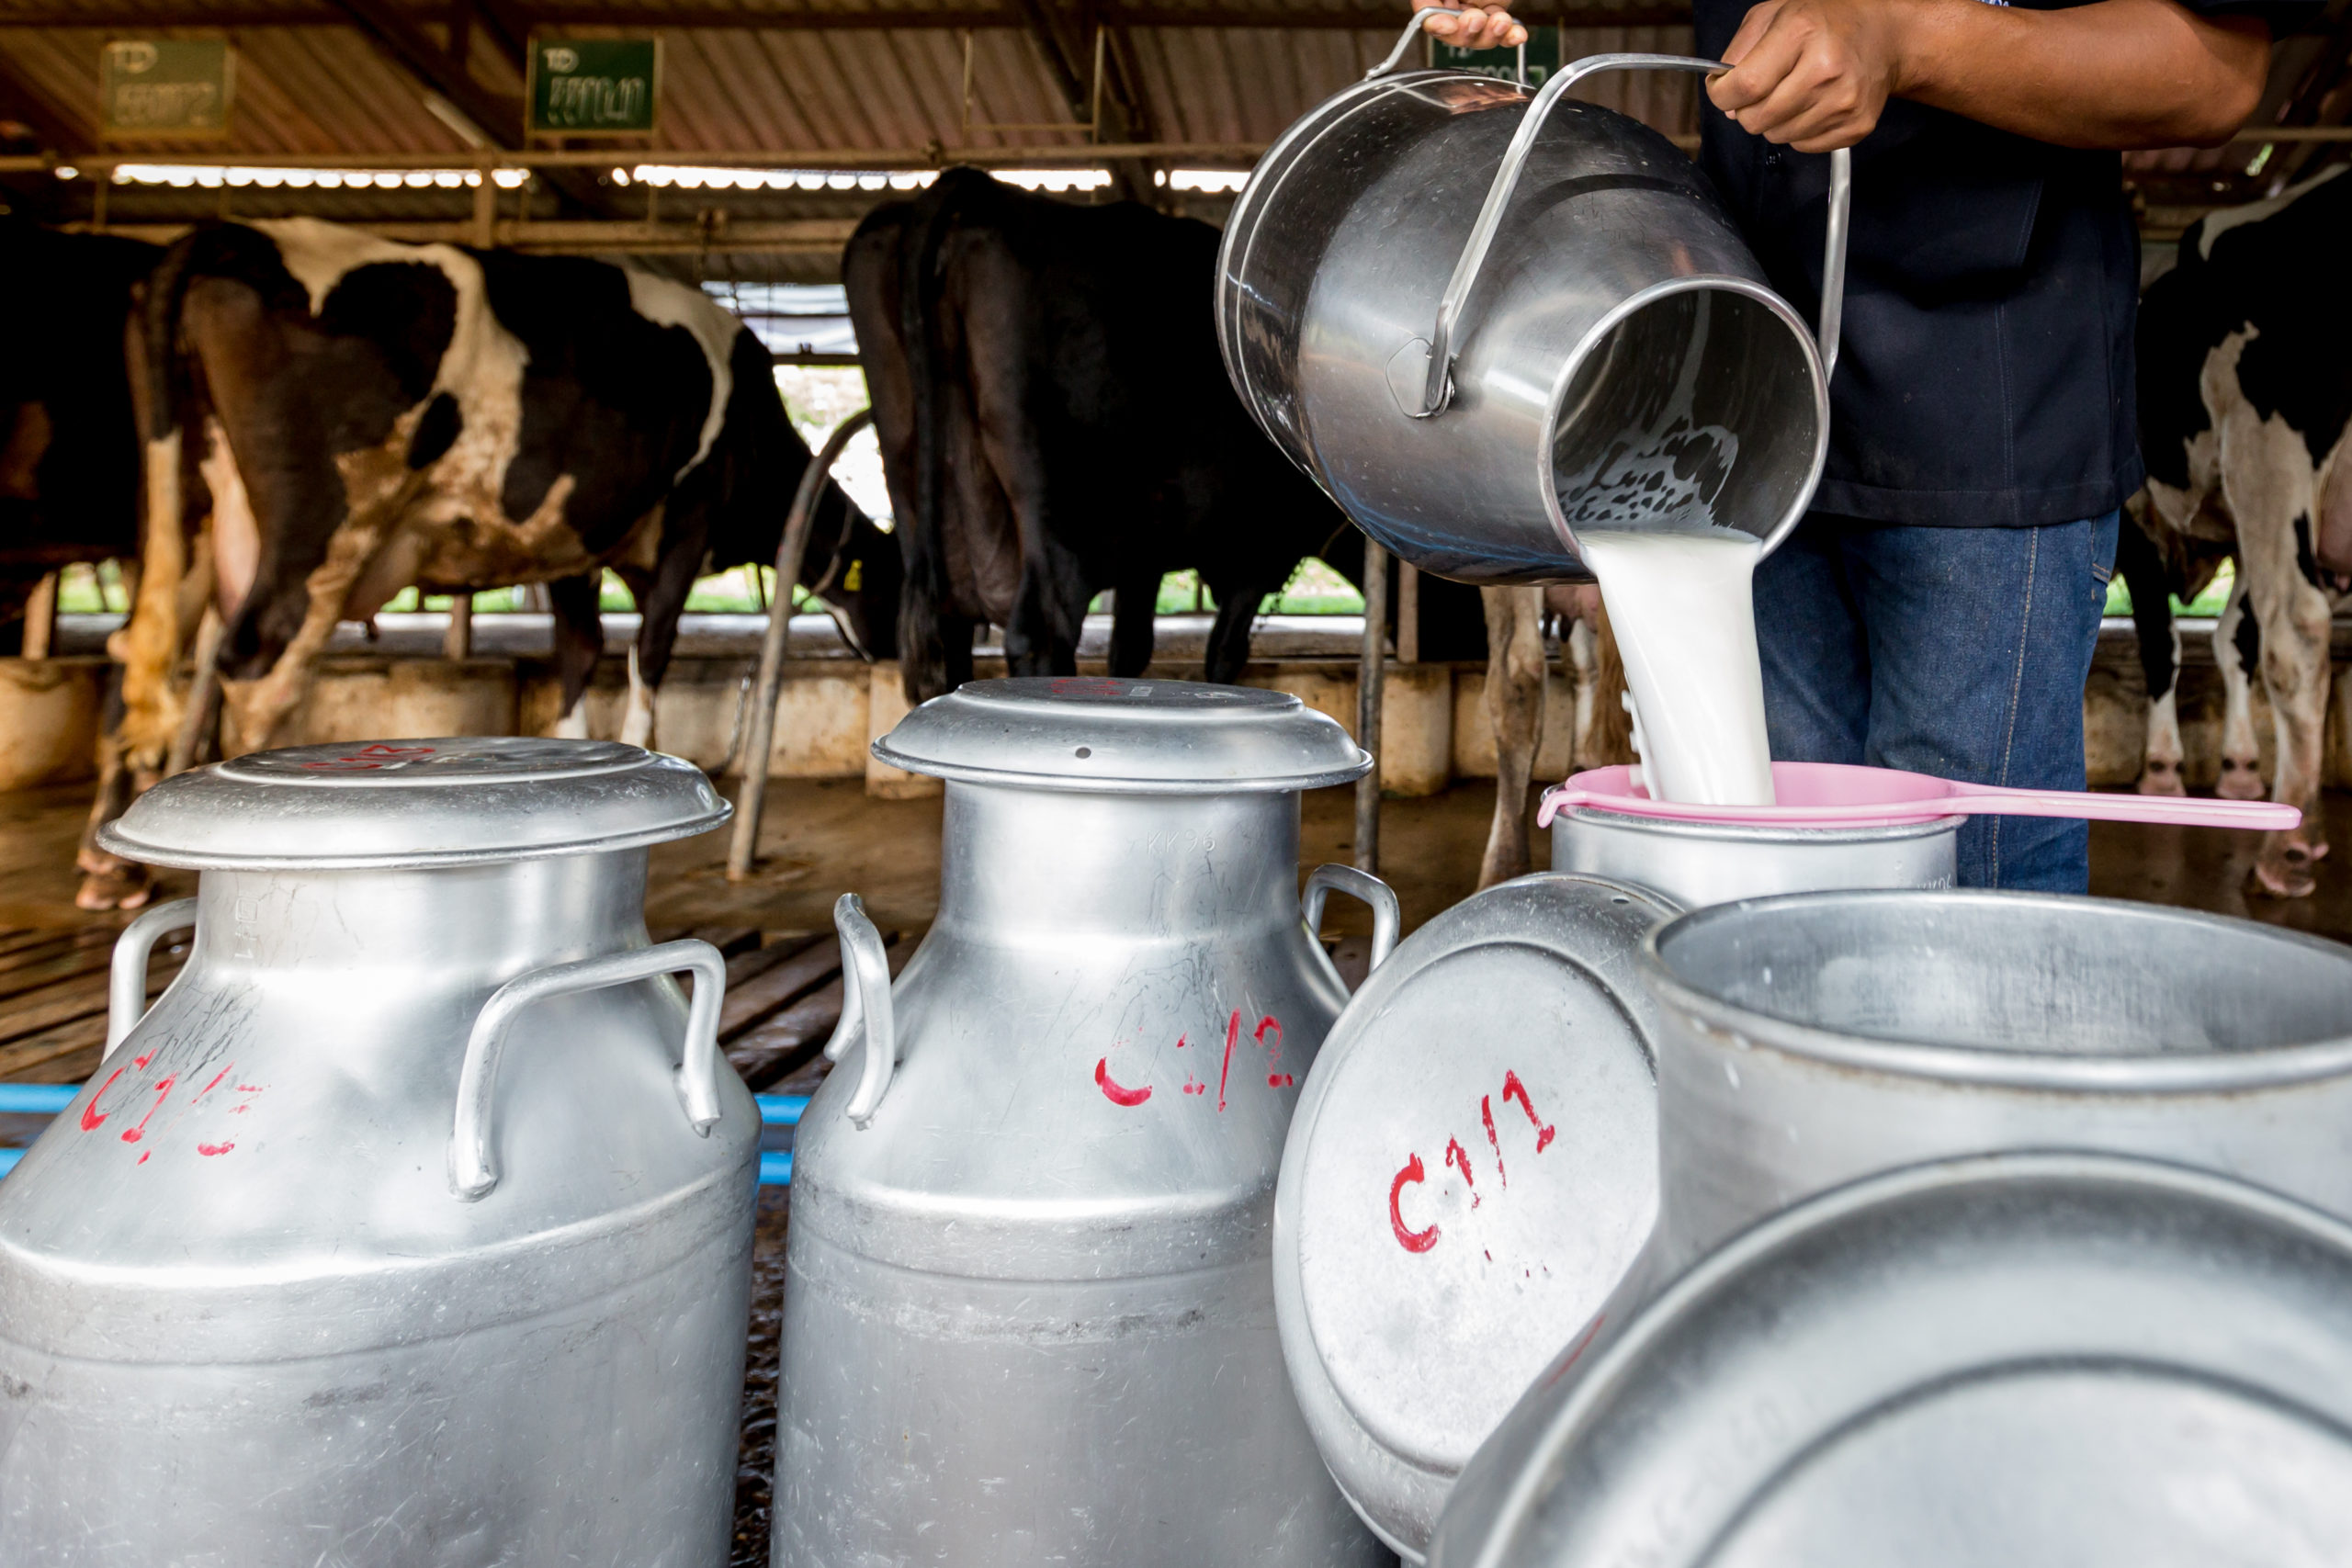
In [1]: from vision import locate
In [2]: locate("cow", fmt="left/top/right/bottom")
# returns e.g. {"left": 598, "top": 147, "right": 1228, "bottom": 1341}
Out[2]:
{"left": 77, "top": 216, "right": 899, "bottom": 908}
{"left": 1, "top": 220, "right": 159, "bottom": 640}
{"left": 2132, "top": 163, "right": 2352, "bottom": 897}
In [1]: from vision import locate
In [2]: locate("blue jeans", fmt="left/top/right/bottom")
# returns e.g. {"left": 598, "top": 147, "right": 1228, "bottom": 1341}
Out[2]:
{"left": 1755, "top": 512, "right": 2120, "bottom": 892}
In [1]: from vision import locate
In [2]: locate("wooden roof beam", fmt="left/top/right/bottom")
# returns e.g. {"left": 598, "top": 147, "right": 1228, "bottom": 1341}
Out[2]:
{"left": 0, "top": 4, "right": 1696, "bottom": 30}
{"left": 0, "top": 47, "right": 86, "bottom": 156}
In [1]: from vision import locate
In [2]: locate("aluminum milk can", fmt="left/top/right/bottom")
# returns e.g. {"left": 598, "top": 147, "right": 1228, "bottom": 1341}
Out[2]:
{"left": 776, "top": 676, "right": 1391, "bottom": 1568}
{"left": 1216, "top": 29, "right": 1851, "bottom": 582}
{"left": 0, "top": 738, "right": 757, "bottom": 1566}
{"left": 1271, "top": 789, "right": 1958, "bottom": 1559}
{"left": 1426, "top": 888, "right": 2352, "bottom": 1568}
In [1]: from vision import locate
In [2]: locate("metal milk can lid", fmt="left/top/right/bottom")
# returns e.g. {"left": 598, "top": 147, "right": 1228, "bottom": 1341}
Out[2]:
{"left": 1273, "top": 872, "right": 1677, "bottom": 1554}
{"left": 98, "top": 738, "right": 729, "bottom": 869}
{"left": 873, "top": 675, "right": 1371, "bottom": 793}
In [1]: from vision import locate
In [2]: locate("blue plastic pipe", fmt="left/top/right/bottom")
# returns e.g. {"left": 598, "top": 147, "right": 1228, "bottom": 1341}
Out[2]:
{"left": 0, "top": 1089, "right": 808, "bottom": 1183}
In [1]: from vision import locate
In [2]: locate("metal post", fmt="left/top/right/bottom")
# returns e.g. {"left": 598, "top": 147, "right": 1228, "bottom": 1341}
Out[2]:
{"left": 471, "top": 154, "right": 497, "bottom": 247}
{"left": 1396, "top": 560, "right": 1419, "bottom": 666}
{"left": 728, "top": 407, "right": 876, "bottom": 881}
{"left": 19, "top": 571, "right": 56, "bottom": 660}
{"left": 443, "top": 592, "right": 473, "bottom": 660}
{"left": 1354, "top": 542, "right": 1388, "bottom": 874}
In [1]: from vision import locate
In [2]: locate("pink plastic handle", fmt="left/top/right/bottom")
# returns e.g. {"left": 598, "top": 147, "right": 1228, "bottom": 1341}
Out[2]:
{"left": 1536, "top": 761, "right": 2301, "bottom": 832}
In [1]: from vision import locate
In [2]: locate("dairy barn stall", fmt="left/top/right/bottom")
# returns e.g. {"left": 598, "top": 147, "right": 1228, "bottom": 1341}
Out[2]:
{"left": 5, "top": 2, "right": 2352, "bottom": 1564}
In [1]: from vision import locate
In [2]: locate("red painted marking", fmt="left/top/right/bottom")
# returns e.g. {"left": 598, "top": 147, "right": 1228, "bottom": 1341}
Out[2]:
{"left": 1047, "top": 676, "right": 1123, "bottom": 698}
{"left": 1503, "top": 1070, "right": 1556, "bottom": 1153}
{"left": 136, "top": 1152, "right": 148, "bottom": 1165}
{"left": 196, "top": 1142, "right": 235, "bottom": 1156}
{"left": 301, "top": 743, "right": 436, "bottom": 772}
{"left": 1267, "top": 1074, "right": 1295, "bottom": 1088}
{"left": 1542, "top": 1314, "right": 1610, "bottom": 1389}
{"left": 133, "top": 1052, "right": 153, "bottom": 1070}
{"left": 1094, "top": 1057, "right": 1152, "bottom": 1107}
{"left": 78, "top": 1066, "right": 128, "bottom": 1132}
{"left": 1445, "top": 1136, "right": 1480, "bottom": 1208}
{"left": 1389, "top": 1154, "right": 1439, "bottom": 1253}
{"left": 119, "top": 1075, "right": 176, "bottom": 1144}
{"left": 1482, "top": 1095, "right": 1507, "bottom": 1187}
{"left": 192, "top": 1066, "right": 232, "bottom": 1101}
{"left": 1216, "top": 1010, "right": 1242, "bottom": 1111}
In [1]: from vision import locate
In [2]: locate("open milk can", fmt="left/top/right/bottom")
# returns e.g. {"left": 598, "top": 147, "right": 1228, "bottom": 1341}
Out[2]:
{"left": 776, "top": 676, "right": 1392, "bottom": 1568}
{"left": 0, "top": 739, "right": 757, "bottom": 1566}
{"left": 1424, "top": 891, "right": 2352, "bottom": 1568}
{"left": 1216, "top": 21, "right": 1851, "bottom": 581}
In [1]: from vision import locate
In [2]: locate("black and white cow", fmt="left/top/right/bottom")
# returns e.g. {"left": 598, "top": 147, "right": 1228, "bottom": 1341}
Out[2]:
{"left": 2132, "top": 164, "right": 2352, "bottom": 897}
{"left": 80, "top": 216, "right": 899, "bottom": 908}
{"left": 0, "top": 220, "right": 159, "bottom": 638}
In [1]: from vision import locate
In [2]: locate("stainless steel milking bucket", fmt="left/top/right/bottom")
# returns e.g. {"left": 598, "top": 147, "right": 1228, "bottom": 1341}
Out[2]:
{"left": 1425, "top": 889, "right": 2352, "bottom": 1568}
{"left": 1216, "top": 21, "right": 1851, "bottom": 581}
{"left": 0, "top": 738, "right": 755, "bottom": 1566}
{"left": 776, "top": 676, "right": 1392, "bottom": 1568}
{"left": 1549, "top": 806, "right": 1958, "bottom": 907}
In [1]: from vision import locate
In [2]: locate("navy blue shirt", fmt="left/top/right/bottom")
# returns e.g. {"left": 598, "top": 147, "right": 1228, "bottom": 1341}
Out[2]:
{"left": 1693, "top": 0, "right": 2312, "bottom": 527}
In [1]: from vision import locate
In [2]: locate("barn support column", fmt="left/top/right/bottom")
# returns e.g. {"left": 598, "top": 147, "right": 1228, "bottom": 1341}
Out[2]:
{"left": 444, "top": 593, "right": 473, "bottom": 660}
{"left": 19, "top": 574, "right": 57, "bottom": 661}
{"left": 1355, "top": 543, "right": 1388, "bottom": 874}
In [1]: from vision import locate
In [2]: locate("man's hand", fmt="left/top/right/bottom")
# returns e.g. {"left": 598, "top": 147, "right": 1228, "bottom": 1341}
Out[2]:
{"left": 1704, "top": 0, "right": 2269, "bottom": 152}
{"left": 1708, "top": 0, "right": 1915, "bottom": 152}
{"left": 1417, "top": 4, "right": 1528, "bottom": 51}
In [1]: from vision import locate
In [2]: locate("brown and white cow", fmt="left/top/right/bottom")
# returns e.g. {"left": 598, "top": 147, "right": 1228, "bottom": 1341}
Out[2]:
{"left": 79, "top": 217, "right": 899, "bottom": 908}
{"left": 2131, "top": 164, "right": 2352, "bottom": 897}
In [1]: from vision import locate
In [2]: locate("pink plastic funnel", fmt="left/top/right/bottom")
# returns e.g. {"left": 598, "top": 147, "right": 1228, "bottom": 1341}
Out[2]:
{"left": 1536, "top": 761, "right": 2301, "bottom": 832}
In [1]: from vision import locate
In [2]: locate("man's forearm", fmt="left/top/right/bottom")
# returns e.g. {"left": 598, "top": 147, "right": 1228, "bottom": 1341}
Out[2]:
{"left": 1893, "top": 0, "right": 2269, "bottom": 149}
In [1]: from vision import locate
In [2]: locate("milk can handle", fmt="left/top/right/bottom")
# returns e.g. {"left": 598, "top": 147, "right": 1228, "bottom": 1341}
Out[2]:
{"left": 1302, "top": 863, "right": 1401, "bottom": 972}
{"left": 105, "top": 897, "right": 198, "bottom": 1056}
{"left": 821, "top": 893, "right": 899, "bottom": 1127}
{"left": 448, "top": 938, "right": 728, "bottom": 1201}
{"left": 1406, "top": 51, "right": 1852, "bottom": 417}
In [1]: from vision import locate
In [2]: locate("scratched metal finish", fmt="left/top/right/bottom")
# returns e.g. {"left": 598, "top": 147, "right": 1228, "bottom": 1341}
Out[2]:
{"left": 1431, "top": 1156, "right": 2352, "bottom": 1568}
{"left": 778, "top": 678, "right": 1385, "bottom": 1568}
{"left": 1432, "top": 889, "right": 2352, "bottom": 1568}
{"left": 1275, "top": 874, "right": 1675, "bottom": 1562}
{"left": 0, "top": 742, "right": 755, "bottom": 1566}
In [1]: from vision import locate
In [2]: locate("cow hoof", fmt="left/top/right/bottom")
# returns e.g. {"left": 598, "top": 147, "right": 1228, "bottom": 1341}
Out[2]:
{"left": 2136, "top": 766, "right": 2188, "bottom": 797}
{"left": 2217, "top": 762, "right": 2268, "bottom": 801}
{"left": 2253, "top": 852, "right": 2318, "bottom": 899}
{"left": 75, "top": 866, "right": 153, "bottom": 911}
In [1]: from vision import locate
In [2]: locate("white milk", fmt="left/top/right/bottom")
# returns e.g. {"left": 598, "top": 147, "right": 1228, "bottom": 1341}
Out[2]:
{"left": 1577, "top": 526, "right": 1776, "bottom": 807}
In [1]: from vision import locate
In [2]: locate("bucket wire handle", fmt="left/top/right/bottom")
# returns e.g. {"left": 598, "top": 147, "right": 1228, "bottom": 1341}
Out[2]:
{"left": 1367, "top": 6, "right": 1462, "bottom": 80}
{"left": 105, "top": 897, "right": 198, "bottom": 1055}
{"left": 449, "top": 938, "right": 728, "bottom": 1201}
{"left": 822, "top": 893, "right": 899, "bottom": 1127}
{"left": 1410, "top": 53, "right": 1851, "bottom": 417}
{"left": 1302, "top": 863, "right": 1401, "bottom": 972}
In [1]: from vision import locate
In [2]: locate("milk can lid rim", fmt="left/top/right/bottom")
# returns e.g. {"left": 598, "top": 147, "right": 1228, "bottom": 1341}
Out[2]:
{"left": 873, "top": 676, "right": 1372, "bottom": 791}
{"left": 97, "top": 738, "right": 729, "bottom": 868}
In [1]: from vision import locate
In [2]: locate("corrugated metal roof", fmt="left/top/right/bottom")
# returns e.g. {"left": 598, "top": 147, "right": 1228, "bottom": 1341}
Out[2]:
{"left": 0, "top": 1, "right": 1703, "bottom": 160}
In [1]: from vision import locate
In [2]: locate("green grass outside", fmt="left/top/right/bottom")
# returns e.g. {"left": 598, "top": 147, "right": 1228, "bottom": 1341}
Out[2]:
{"left": 2104, "top": 560, "right": 2233, "bottom": 619}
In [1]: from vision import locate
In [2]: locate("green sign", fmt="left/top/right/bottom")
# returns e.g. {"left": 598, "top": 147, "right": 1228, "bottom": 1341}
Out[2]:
{"left": 100, "top": 39, "right": 232, "bottom": 138}
{"left": 1431, "top": 25, "right": 1563, "bottom": 88}
{"left": 529, "top": 38, "right": 661, "bottom": 136}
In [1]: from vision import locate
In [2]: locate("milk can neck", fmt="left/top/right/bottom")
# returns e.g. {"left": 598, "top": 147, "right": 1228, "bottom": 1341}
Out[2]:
{"left": 188, "top": 852, "right": 649, "bottom": 987}
{"left": 935, "top": 785, "right": 1302, "bottom": 942}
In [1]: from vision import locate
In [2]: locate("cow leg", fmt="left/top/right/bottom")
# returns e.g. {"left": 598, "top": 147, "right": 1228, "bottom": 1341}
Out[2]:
{"left": 547, "top": 572, "right": 604, "bottom": 739}
{"left": 2213, "top": 401, "right": 2332, "bottom": 896}
{"left": 1107, "top": 568, "right": 1160, "bottom": 679}
{"left": 1004, "top": 545, "right": 1089, "bottom": 677}
{"left": 74, "top": 673, "right": 152, "bottom": 910}
{"left": 219, "top": 517, "right": 403, "bottom": 753}
{"left": 1478, "top": 585, "right": 1547, "bottom": 890}
{"left": 1203, "top": 570, "right": 1284, "bottom": 685}
{"left": 2213, "top": 581, "right": 2267, "bottom": 801}
{"left": 2116, "top": 510, "right": 2189, "bottom": 796}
